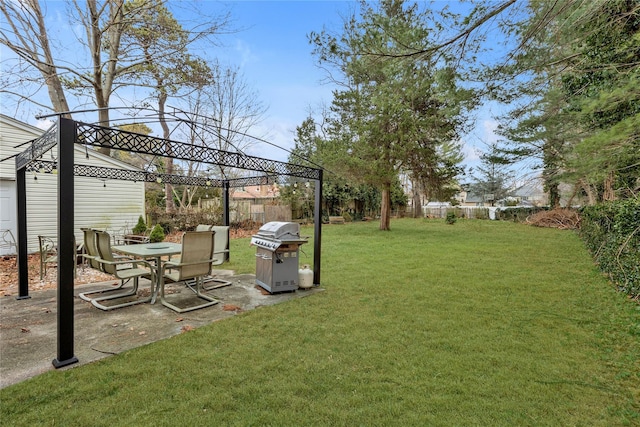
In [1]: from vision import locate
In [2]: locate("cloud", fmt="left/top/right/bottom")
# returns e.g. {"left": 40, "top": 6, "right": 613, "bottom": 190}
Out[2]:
{"left": 244, "top": 119, "right": 298, "bottom": 164}
{"left": 462, "top": 141, "right": 480, "bottom": 163}
{"left": 482, "top": 119, "right": 500, "bottom": 144}
{"left": 34, "top": 119, "right": 55, "bottom": 131}
{"left": 233, "top": 39, "right": 259, "bottom": 69}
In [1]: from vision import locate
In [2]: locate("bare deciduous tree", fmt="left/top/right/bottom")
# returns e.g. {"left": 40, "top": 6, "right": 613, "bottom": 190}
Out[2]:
{"left": 170, "top": 62, "right": 267, "bottom": 211}
{"left": 0, "top": 0, "right": 72, "bottom": 116}
{"left": 1, "top": 0, "right": 231, "bottom": 160}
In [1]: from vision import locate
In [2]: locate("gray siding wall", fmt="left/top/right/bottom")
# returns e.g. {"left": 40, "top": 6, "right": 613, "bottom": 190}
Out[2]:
{"left": 1, "top": 116, "right": 145, "bottom": 254}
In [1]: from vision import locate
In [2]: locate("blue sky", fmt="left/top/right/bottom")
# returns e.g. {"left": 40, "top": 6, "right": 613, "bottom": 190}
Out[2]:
{"left": 192, "top": 0, "right": 499, "bottom": 166}
{"left": 211, "top": 0, "right": 359, "bottom": 161}
{"left": 4, "top": 0, "right": 503, "bottom": 169}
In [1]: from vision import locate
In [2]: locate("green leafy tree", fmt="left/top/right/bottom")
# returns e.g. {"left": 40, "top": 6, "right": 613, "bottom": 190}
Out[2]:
{"left": 288, "top": 116, "right": 398, "bottom": 220}
{"left": 492, "top": 0, "right": 639, "bottom": 204}
{"left": 121, "top": 0, "right": 219, "bottom": 213}
{"left": 559, "top": 0, "right": 640, "bottom": 201}
{"left": 310, "top": 0, "right": 475, "bottom": 230}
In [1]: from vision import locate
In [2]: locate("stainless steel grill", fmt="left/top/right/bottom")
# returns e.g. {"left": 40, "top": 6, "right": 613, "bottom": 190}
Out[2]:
{"left": 251, "top": 222, "right": 308, "bottom": 293}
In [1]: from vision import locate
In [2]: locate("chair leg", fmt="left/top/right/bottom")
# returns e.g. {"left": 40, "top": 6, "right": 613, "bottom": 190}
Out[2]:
{"left": 201, "top": 275, "right": 232, "bottom": 290}
{"left": 89, "top": 277, "right": 152, "bottom": 311}
{"left": 160, "top": 276, "right": 219, "bottom": 313}
{"left": 79, "top": 280, "right": 137, "bottom": 302}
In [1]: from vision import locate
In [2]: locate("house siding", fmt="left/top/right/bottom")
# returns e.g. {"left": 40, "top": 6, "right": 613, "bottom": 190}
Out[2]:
{"left": 0, "top": 116, "right": 42, "bottom": 179}
{"left": 0, "top": 115, "right": 145, "bottom": 254}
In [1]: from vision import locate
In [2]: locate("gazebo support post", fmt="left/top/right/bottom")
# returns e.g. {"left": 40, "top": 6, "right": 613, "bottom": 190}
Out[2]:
{"left": 222, "top": 180, "right": 230, "bottom": 262}
{"left": 52, "top": 117, "right": 78, "bottom": 368}
{"left": 313, "top": 170, "right": 323, "bottom": 286}
{"left": 15, "top": 163, "right": 30, "bottom": 300}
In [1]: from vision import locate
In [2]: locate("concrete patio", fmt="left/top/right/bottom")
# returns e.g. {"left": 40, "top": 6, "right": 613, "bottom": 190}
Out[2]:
{"left": 0, "top": 272, "right": 323, "bottom": 389}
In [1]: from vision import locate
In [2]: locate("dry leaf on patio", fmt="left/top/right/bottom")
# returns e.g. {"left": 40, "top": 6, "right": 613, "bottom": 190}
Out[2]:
{"left": 21, "top": 327, "right": 30, "bottom": 333}
{"left": 181, "top": 325, "right": 195, "bottom": 333}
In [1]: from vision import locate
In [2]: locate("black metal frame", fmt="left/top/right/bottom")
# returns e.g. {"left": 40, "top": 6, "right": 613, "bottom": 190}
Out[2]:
{"left": 14, "top": 117, "right": 323, "bottom": 368}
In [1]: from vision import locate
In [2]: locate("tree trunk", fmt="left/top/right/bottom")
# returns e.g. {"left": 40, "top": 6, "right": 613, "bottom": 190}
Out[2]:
{"left": 0, "top": 0, "right": 72, "bottom": 118}
{"left": 603, "top": 171, "right": 616, "bottom": 202}
{"left": 412, "top": 191, "right": 421, "bottom": 218}
{"left": 582, "top": 179, "right": 597, "bottom": 206}
{"left": 158, "top": 92, "right": 176, "bottom": 213}
{"left": 548, "top": 182, "right": 560, "bottom": 209}
{"left": 411, "top": 178, "right": 422, "bottom": 218}
{"left": 379, "top": 181, "right": 391, "bottom": 231}
{"left": 42, "top": 60, "right": 71, "bottom": 117}
{"left": 96, "top": 107, "right": 111, "bottom": 156}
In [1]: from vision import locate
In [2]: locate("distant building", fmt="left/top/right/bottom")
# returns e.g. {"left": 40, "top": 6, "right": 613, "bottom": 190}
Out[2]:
{"left": 231, "top": 183, "right": 282, "bottom": 223}
{"left": 456, "top": 178, "right": 548, "bottom": 207}
{"left": 514, "top": 180, "right": 548, "bottom": 207}
{"left": 232, "top": 183, "right": 279, "bottom": 201}
{"left": 200, "top": 181, "right": 285, "bottom": 223}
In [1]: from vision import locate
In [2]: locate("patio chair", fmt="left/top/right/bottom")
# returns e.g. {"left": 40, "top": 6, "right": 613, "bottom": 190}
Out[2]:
{"left": 89, "top": 230, "right": 155, "bottom": 311}
{"left": 38, "top": 235, "right": 58, "bottom": 280}
{"left": 159, "top": 231, "right": 220, "bottom": 313}
{"left": 38, "top": 235, "right": 79, "bottom": 280}
{"left": 202, "top": 225, "right": 232, "bottom": 290}
{"left": 78, "top": 228, "right": 136, "bottom": 303}
{"left": 168, "top": 225, "right": 212, "bottom": 262}
{"left": 110, "top": 224, "right": 131, "bottom": 245}
{"left": 179, "top": 226, "right": 232, "bottom": 290}
{"left": 0, "top": 229, "right": 18, "bottom": 264}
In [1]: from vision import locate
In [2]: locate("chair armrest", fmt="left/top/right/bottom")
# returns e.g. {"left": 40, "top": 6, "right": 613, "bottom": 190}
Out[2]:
{"left": 96, "top": 257, "right": 155, "bottom": 270}
{"left": 162, "top": 258, "right": 217, "bottom": 273}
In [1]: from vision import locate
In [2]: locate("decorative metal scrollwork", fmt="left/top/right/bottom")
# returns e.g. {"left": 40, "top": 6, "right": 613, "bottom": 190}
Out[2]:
{"left": 75, "top": 121, "right": 321, "bottom": 180}
{"left": 15, "top": 123, "right": 58, "bottom": 170}
{"left": 26, "top": 160, "right": 282, "bottom": 188}
{"left": 15, "top": 119, "right": 321, "bottom": 186}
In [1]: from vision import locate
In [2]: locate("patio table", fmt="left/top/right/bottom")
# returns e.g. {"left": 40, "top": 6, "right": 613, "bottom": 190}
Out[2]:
{"left": 111, "top": 242, "right": 182, "bottom": 303}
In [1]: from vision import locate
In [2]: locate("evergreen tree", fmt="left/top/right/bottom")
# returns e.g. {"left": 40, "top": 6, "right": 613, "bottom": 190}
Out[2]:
{"left": 468, "top": 144, "right": 516, "bottom": 206}
{"left": 310, "top": 0, "right": 475, "bottom": 230}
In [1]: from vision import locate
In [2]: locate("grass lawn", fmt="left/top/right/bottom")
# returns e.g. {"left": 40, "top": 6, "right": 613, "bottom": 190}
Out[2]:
{"left": 1, "top": 219, "right": 638, "bottom": 426}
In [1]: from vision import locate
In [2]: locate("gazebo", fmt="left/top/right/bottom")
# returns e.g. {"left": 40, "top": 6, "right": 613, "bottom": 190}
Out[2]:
{"left": 13, "top": 117, "right": 323, "bottom": 368}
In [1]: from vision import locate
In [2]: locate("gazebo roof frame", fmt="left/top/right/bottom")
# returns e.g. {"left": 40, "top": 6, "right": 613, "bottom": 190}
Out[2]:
{"left": 13, "top": 117, "right": 323, "bottom": 368}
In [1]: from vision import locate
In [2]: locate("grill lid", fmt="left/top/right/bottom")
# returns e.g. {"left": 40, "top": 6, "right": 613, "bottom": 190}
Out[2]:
{"left": 252, "top": 221, "right": 307, "bottom": 250}
{"left": 256, "top": 221, "right": 300, "bottom": 240}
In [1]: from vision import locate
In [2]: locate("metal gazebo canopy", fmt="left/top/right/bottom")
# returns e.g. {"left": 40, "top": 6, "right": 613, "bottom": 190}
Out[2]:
{"left": 14, "top": 117, "right": 323, "bottom": 368}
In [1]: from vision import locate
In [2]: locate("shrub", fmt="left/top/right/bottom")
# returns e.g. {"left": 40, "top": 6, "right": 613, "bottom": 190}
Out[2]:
{"left": 579, "top": 198, "right": 640, "bottom": 297}
{"left": 148, "top": 224, "right": 166, "bottom": 243}
{"left": 445, "top": 212, "right": 457, "bottom": 225}
{"left": 132, "top": 215, "right": 147, "bottom": 234}
{"left": 146, "top": 207, "right": 222, "bottom": 232}
{"left": 473, "top": 208, "right": 490, "bottom": 220}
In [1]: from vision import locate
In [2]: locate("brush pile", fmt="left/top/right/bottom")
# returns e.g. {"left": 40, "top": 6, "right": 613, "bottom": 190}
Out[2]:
{"left": 526, "top": 209, "right": 581, "bottom": 230}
